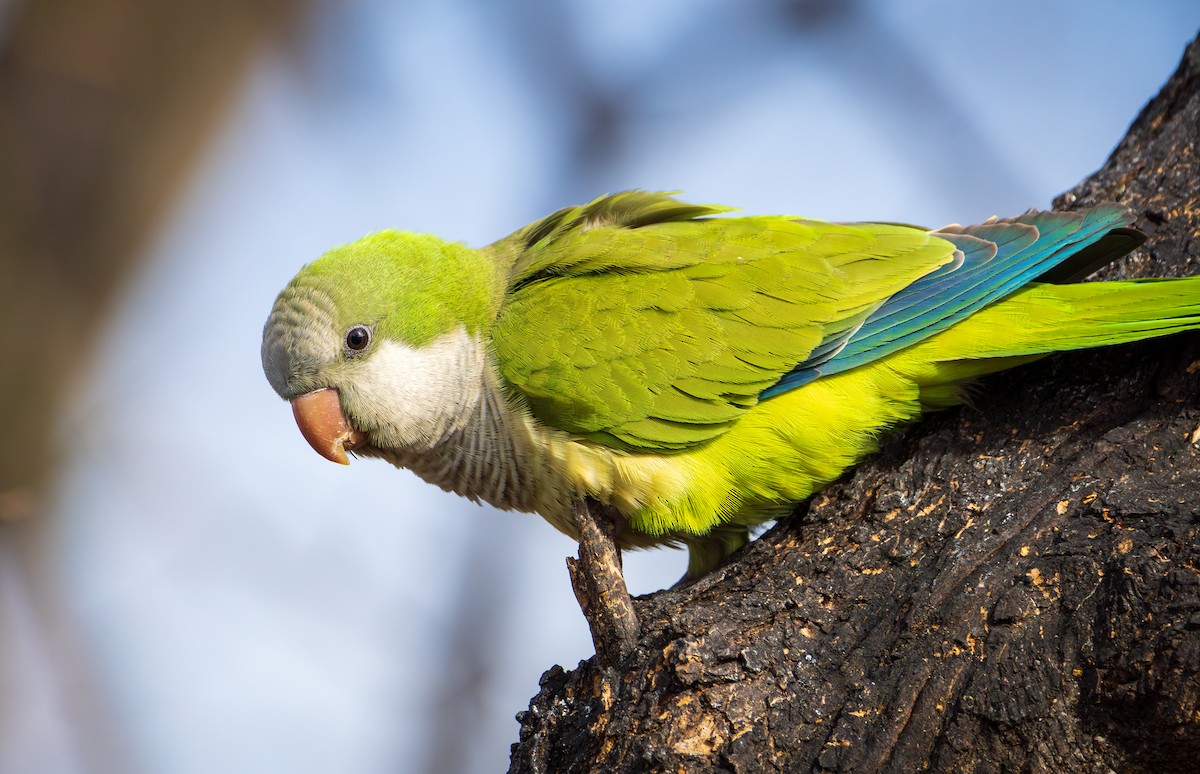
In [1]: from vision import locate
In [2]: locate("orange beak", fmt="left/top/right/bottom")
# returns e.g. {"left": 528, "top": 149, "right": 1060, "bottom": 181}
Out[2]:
{"left": 290, "top": 388, "right": 368, "bottom": 465}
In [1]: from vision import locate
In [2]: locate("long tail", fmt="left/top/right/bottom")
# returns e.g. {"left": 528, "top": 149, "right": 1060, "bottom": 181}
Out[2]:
{"left": 931, "top": 277, "right": 1200, "bottom": 356}
{"left": 901, "top": 276, "right": 1200, "bottom": 406}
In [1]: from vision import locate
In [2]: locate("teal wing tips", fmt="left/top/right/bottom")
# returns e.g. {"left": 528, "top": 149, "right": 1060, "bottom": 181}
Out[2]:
{"left": 1032, "top": 225, "right": 1146, "bottom": 284}
{"left": 762, "top": 205, "right": 1140, "bottom": 397}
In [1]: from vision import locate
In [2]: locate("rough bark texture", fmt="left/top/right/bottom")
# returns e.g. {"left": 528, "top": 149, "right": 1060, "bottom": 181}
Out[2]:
{"left": 510, "top": 33, "right": 1200, "bottom": 773}
{"left": 568, "top": 500, "right": 641, "bottom": 667}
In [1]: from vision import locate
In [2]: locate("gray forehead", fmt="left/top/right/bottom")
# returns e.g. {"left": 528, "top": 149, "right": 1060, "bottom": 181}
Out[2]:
{"left": 261, "top": 283, "right": 341, "bottom": 399}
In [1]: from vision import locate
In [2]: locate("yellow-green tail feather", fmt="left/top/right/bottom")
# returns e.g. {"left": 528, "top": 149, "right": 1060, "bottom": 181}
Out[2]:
{"left": 912, "top": 277, "right": 1200, "bottom": 363}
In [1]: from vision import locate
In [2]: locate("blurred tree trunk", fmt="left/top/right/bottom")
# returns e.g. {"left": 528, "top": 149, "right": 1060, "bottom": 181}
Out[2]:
{"left": 0, "top": 1, "right": 306, "bottom": 769}
{"left": 0, "top": 0, "right": 305, "bottom": 518}
{"left": 511, "top": 32, "right": 1200, "bottom": 773}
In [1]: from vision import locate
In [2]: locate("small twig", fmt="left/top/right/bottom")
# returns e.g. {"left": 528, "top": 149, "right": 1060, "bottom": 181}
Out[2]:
{"left": 567, "top": 499, "right": 639, "bottom": 666}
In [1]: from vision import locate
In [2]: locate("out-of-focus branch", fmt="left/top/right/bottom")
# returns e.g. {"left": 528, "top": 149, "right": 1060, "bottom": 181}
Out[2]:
{"left": 0, "top": 2, "right": 308, "bottom": 770}
{"left": 0, "top": 0, "right": 305, "bottom": 517}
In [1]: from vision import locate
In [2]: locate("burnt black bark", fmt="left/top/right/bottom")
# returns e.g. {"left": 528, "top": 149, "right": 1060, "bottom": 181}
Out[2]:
{"left": 510, "top": 32, "right": 1200, "bottom": 774}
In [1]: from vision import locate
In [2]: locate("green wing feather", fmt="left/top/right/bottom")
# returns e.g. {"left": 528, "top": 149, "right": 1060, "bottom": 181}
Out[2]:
{"left": 488, "top": 192, "right": 957, "bottom": 451}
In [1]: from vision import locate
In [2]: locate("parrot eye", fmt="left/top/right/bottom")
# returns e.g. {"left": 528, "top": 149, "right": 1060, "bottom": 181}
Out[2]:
{"left": 344, "top": 325, "right": 372, "bottom": 353}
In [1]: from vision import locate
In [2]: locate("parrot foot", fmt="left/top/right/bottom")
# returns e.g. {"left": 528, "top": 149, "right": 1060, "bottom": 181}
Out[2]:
{"left": 566, "top": 499, "right": 640, "bottom": 666}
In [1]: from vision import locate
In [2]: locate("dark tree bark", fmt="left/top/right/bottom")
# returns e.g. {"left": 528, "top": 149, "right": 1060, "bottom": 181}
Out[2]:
{"left": 510, "top": 33, "right": 1200, "bottom": 773}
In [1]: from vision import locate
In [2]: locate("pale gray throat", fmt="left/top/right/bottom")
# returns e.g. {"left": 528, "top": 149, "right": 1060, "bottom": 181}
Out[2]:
{"left": 362, "top": 368, "right": 539, "bottom": 513}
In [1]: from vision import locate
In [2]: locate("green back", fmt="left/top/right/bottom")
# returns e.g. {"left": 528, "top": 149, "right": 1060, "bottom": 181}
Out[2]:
{"left": 488, "top": 192, "right": 955, "bottom": 451}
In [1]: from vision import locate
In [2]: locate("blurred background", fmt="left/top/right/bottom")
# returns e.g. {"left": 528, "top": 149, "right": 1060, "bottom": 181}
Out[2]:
{"left": 1, "top": 1, "right": 1197, "bottom": 772}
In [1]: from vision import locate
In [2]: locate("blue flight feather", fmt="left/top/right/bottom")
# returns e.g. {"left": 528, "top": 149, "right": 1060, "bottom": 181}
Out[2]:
{"left": 761, "top": 206, "right": 1134, "bottom": 399}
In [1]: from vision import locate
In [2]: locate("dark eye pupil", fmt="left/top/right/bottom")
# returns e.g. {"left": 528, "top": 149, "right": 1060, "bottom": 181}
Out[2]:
{"left": 346, "top": 326, "right": 370, "bottom": 351}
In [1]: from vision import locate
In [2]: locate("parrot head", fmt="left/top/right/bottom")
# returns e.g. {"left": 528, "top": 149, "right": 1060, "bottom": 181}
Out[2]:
{"left": 261, "top": 230, "right": 501, "bottom": 463}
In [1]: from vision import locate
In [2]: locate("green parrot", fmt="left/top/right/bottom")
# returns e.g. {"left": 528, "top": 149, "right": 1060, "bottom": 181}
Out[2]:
{"left": 262, "top": 191, "right": 1200, "bottom": 579}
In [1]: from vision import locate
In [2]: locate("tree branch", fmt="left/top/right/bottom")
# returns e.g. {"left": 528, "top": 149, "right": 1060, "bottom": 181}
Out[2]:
{"left": 567, "top": 500, "right": 639, "bottom": 667}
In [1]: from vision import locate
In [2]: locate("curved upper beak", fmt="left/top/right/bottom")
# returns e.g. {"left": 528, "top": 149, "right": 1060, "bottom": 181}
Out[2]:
{"left": 290, "top": 388, "right": 368, "bottom": 465}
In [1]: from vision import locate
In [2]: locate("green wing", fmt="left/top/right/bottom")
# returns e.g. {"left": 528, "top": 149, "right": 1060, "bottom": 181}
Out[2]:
{"left": 488, "top": 192, "right": 956, "bottom": 451}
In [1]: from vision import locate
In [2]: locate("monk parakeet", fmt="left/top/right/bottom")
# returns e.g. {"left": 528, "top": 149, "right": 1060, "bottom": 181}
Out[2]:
{"left": 262, "top": 191, "right": 1200, "bottom": 579}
